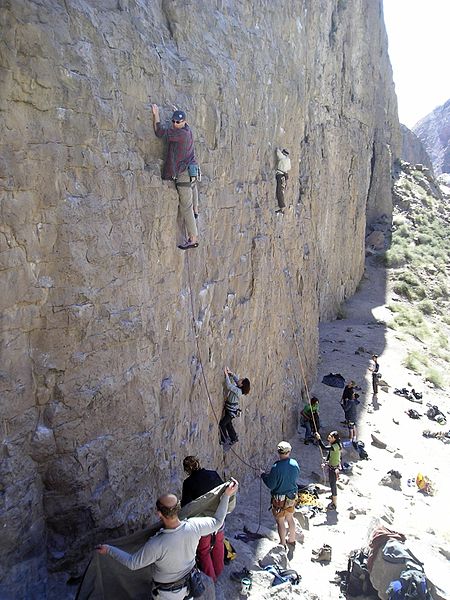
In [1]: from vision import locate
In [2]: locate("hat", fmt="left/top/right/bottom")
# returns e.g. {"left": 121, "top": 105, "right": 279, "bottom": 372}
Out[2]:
{"left": 277, "top": 441, "right": 292, "bottom": 454}
{"left": 172, "top": 110, "right": 186, "bottom": 121}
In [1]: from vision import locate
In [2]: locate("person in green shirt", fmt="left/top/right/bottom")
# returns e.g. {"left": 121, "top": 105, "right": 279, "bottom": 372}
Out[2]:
{"left": 299, "top": 397, "right": 320, "bottom": 444}
{"left": 314, "top": 430, "right": 342, "bottom": 511}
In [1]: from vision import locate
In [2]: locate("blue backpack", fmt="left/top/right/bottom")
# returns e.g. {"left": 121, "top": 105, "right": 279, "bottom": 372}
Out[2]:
{"left": 387, "top": 568, "right": 433, "bottom": 600}
{"left": 263, "top": 565, "right": 300, "bottom": 586}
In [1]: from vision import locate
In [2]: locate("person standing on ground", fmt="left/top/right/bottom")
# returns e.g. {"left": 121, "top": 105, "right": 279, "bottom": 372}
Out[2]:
{"left": 261, "top": 441, "right": 300, "bottom": 551}
{"left": 219, "top": 367, "right": 250, "bottom": 446}
{"left": 314, "top": 431, "right": 342, "bottom": 511}
{"left": 299, "top": 397, "right": 320, "bottom": 444}
{"left": 96, "top": 481, "right": 238, "bottom": 600}
{"left": 340, "top": 380, "right": 356, "bottom": 423}
{"left": 151, "top": 103, "right": 199, "bottom": 250}
{"left": 370, "top": 354, "right": 380, "bottom": 395}
{"left": 275, "top": 147, "right": 291, "bottom": 214}
{"left": 342, "top": 393, "right": 358, "bottom": 444}
{"left": 181, "top": 456, "right": 225, "bottom": 582}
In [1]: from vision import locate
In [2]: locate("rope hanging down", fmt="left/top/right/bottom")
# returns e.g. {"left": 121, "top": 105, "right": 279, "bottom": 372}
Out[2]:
{"left": 185, "top": 251, "right": 264, "bottom": 533}
{"left": 278, "top": 232, "right": 325, "bottom": 465}
{"left": 185, "top": 251, "right": 263, "bottom": 473}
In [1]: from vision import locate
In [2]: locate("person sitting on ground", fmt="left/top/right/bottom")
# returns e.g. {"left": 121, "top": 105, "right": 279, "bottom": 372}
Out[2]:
{"left": 97, "top": 481, "right": 238, "bottom": 599}
{"left": 370, "top": 354, "right": 380, "bottom": 395}
{"left": 151, "top": 103, "right": 199, "bottom": 250}
{"left": 275, "top": 147, "right": 291, "bottom": 214}
{"left": 181, "top": 456, "right": 225, "bottom": 582}
{"left": 340, "top": 380, "right": 356, "bottom": 423}
{"left": 219, "top": 367, "right": 250, "bottom": 446}
{"left": 314, "top": 431, "right": 342, "bottom": 511}
{"left": 299, "top": 397, "right": 320, "bottom": 444}
{"left": 261, "top": 441, "right": 300, "bottom": 551}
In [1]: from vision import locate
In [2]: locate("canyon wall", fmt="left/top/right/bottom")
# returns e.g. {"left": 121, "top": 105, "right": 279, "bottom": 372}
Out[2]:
{"left": 0, "top": 0, "right": 399, "bottom": 596}
{"left": 413, "top": 98, "right": 450, "bottom": 176}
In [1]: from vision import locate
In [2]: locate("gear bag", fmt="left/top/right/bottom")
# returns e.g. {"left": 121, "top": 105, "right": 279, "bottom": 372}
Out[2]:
{"left": 346, "top": 549, "right": 377, "bottom": 598}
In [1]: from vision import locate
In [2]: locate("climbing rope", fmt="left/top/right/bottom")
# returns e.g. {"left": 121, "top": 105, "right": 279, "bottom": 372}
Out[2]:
{"left": 184, "top": 251, "right": 264, "bottom": 476}
{"left": 278, "top": 230, "right": 326, "bottom": 467}
{"left": 184, "top": 250, "right": 265, "bottom": 532}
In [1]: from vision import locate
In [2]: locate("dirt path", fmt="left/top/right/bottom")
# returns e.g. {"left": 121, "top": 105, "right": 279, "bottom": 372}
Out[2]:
{"left": 216, "top": 258, "right": 450, "bottom": 599}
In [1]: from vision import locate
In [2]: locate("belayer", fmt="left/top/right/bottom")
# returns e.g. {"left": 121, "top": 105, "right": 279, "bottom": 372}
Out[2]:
{"left": 151, "top": 103, "right": 200, "bottom": 250}
{"left": 314, "top": 431, "right": 342, "bottom": 511}
{"left": 299, "top": 396, "right": 320, "bottom": 444}
{"left": 219, "top": 367, "right": 250, "bottom": 446}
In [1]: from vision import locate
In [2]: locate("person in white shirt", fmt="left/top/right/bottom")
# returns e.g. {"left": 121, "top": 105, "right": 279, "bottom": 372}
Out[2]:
{"left": 275, "top": 148, "right": 291, "bottom": 214}
{"left": 96, "top": 481, "right": 238, "bottom": 599}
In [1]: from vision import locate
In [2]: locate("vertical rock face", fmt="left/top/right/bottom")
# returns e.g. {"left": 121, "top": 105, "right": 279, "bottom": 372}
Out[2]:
{"left": 413, "top": 98, "right": 450, "bottom": 175}
{"left": 0, "top": 0, "right": 399, "bottom": 595}
{"left": 400, "top": 124, "right": 433, "bottom": 172}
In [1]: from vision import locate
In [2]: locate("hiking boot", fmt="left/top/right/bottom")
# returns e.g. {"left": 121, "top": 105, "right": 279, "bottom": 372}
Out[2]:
{"left": 312, "top": 544, "right": 332, "bottom": 562}
{"left": 230, "top": 567, "right": 252, "bottom": 582}
{"left": 304, "top": 439, "right": 309, "bottom": 445}
{"left": 275, "top": 209, "right": 284, "bottom": 215}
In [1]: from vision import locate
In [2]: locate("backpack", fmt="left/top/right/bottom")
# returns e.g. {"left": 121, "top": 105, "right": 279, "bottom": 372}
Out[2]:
{"left": 223, "top": 538, "right": 236, "bottom": 564}
{"left": 407, "top": 409, "right": 421, "bottom": 419}
{"left": 387, "top": 568, "right": 432, "bottom": 600}
{"left": 356, "top": 441, "right": 369, "bottom": 460}
{"left": 426, "top": 405, "right": 446, "bottom": 424}
{"left": 346, "top": 549, "right": 377, "bottom": 598}
{"left": 263, "top": 565, "right": 300, "bottom": 586}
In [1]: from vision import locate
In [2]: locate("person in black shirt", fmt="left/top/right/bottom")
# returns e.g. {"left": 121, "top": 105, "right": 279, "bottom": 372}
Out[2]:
{"left": 181, "top": 456, "right": 225, "bottom": 582}
{"left": 370, "top": 355, "right": 380, "bottom": 395}
{"left": 340, "top": 380, "right": 356, "bottom": 424}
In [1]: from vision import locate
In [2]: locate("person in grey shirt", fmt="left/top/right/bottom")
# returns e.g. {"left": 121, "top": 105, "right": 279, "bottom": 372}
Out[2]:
{"left": 96, "top": 480, "right": 238, "bottom": 599}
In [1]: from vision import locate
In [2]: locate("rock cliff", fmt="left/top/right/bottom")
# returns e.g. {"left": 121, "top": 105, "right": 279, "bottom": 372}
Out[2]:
{"left": 413, "top": 98, "right": 450, "bottom": 175}
{"left": 400, "top": 124, "right": 433, "bottom": 172}
{"left": 0, "top": 0, "right": 399, "bottom": 596}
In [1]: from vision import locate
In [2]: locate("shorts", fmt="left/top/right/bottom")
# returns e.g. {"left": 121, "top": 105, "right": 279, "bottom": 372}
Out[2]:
{"left": 271, "top": 496, "right": 296, "bottom": 519}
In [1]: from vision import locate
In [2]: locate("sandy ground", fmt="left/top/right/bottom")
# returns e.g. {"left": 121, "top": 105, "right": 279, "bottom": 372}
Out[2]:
{"left": 216, "top": 257, "right": 450, "bottom": 600}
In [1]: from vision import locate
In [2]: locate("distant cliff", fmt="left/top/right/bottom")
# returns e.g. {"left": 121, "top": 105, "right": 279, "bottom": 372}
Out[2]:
{"left": 400, "top": 124, "right": 433, "bottom": 172}
{"left": 413, "top": 98, "right": 450, "bottom": 175}
{"left": 0, "top": 0, "right": 399, "bottom": 596}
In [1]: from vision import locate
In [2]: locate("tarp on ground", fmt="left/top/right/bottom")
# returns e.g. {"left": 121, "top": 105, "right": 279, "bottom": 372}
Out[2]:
{"left": 321, "top": 373, "right": 345, "bottom": 388}
{"left": 76, "top": 483, "right": 236, "bottom": 600}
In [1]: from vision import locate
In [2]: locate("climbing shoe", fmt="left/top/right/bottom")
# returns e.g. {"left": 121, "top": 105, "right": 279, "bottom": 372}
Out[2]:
{"left": 178, "top": 241, "right": 199, "bottom": 250}
{"left": 327, "top": 502, "right": 337, "bottom": 511}
{"left": 230, "top": 567, "right": 252, "bottom": 582}
{"left": 312, "top": 544, "right": 332, "bottom": 562}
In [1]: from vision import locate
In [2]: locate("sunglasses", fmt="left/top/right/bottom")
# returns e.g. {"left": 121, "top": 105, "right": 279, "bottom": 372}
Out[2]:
{"left": 172, "top": 119, "right": 184, "bottom": 124}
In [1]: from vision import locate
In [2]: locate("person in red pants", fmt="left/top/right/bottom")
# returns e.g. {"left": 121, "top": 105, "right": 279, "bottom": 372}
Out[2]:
{"left": 181, "top": 456, "right": 225, "bottom": 582}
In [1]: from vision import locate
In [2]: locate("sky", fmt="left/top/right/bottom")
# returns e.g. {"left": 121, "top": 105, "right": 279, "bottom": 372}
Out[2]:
{"left": 383, "top": 0, "right": 450, "bottom": 128}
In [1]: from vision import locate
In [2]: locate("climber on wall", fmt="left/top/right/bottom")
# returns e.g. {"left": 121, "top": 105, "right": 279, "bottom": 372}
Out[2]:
{"left": 275, "top": 147, "right": 291, "bottom": 214}
{"left": 151, "top": 103, "right": 199, "bottom": 250}
{"left": 219, "top": 367, "right": 250, "bottom": 446}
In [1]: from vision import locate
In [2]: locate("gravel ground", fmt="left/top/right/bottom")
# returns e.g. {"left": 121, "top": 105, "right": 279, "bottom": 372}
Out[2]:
{"left": 215, "top": 257, "right": 450, "bottom": 600}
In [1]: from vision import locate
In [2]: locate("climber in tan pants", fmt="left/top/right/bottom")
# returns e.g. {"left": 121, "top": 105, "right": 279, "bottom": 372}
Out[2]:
{"left": 151, "top": 103, "right": 199, "bottom": 250}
